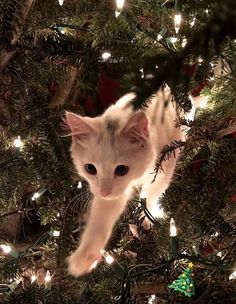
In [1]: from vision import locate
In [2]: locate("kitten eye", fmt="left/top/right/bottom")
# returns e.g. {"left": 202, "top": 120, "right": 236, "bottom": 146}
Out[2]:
{"left": 84, "top": 164, "right": 97, "bottom": 175}
{"left": 115, "top": 165, "right": 129, "bottom": 176}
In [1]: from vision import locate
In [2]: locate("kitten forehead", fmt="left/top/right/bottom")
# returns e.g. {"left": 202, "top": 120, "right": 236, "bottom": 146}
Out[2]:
{"left": 106, "top": 119, "right": 119, "bottom": 134}
{"left": 98, "top": 119, "right": 119, "bottom": 146}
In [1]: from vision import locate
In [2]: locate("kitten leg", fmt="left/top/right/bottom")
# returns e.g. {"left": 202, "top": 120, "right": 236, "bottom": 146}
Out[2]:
{"left": 68, "top": 196, "right": 128, "bottom": 277}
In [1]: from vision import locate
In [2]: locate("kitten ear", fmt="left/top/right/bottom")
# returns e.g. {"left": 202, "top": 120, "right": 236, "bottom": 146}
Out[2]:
{"left": 66, "top": 112, "right": 96, "bottom": 141}
{"left": 122, "top": 112, "right": 149, "bottom": 143}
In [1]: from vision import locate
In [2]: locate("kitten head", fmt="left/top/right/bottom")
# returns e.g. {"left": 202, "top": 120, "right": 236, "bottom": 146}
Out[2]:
{"left": 66, "top": 110, "right": 155, "bottom": 199}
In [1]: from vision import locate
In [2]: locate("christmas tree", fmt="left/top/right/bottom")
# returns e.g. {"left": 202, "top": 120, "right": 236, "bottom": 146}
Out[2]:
{"left": 169, "top": 262, "right": 195, "bottom": 297}
{"left": 0, "top": 0, "right": 236, "bottom": 303}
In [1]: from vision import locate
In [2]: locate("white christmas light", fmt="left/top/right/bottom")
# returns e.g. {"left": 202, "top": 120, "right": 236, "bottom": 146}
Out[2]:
{"left": 190, "top": 17, "right": 196, "bottom": 27}
{"left": 139, "top": 68, "right": 144, "bottom": 78}
{"left": 157, "top": 29, "right": 167, "bottom": 41}
{"left": 31, "top": 274, "right": 37, "bottom": 283}
{"left": 182, "top": 38, "right": 187, "bottom": 48}
{"left": 148, "top": 294, "right": 156, "bottom": 304}
{"left": 101, "top": 250, "right": 114, "bottom": 265}
{"left": 77, "top": 181, "right": 82, "bottom": 189}
{"left": 31, "top": 188, "right": 46, "bottom": 201}
{"left": 217, "top": 251, "right": 223, "bottom": 258}
{"left": 170, "top": 37, "right": 178, "bottom": 44}
{"left": 116, "top": 0, "right": 125, "bottom": 10}
{"left": 115, "top": 11, "right": 121, "bottom": 17}
{"left": 9, "top": 277, "right": 22, "bottom": 291}
{"left": 205, "top": 9, "right": 209, "bottom": 14}
{"left": 157, "top": 33, "right": 163, "bottom": 41}
{"left": 102, "top": 52, "right": 111, "bottom": 60}
{"left": 170, "top": 218, "right": 177, "bottom": 237}
{"left": 32, "top": 192, "right": 40, "bottom": 201}
{"left": 198, "top": 57, "right": 203, "bottom": 63}
{"left": 58, "top": 0, "right": 64, "bottom": 5}
{"left": 52, "top": 230, "right": 60, "bottom": 237}
{"left": 45, "top": 270, "right": 51, "bottom": 282}
{"left": 0, "top": 244, "right": 12, "bottom": 254}
{"left": 150, "top": 199, "right": 165, "bottom": 219}
{"left": 229, "top": 270, "right": 236, "bottom": 280}
{"left": 192, "top": 245, "right": 199, "bottom": 255}
{"left": 13, "top": 136, "right": 23, "bottom": 148}
{"left": 199, "top": 95, "right": 209, "bottom": 108}
{"left": 174, "top": 14, "right": 182, "bottom": 33}
{"left": 140, "top": 188, "right": 147, "bottom": 199}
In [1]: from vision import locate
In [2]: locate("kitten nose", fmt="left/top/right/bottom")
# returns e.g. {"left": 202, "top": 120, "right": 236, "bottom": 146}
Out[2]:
{"left": 100, "top": 190, "right": 111, "bottom": 197}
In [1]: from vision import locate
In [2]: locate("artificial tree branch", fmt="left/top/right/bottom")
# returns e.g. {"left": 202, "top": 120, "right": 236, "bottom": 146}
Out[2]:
{"left": 0, "top": 0, "right": 34, "bottom": 72}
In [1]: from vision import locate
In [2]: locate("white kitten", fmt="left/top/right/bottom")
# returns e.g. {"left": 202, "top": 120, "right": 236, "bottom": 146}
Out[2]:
{"left": 66, "top": 89, "right": 185, "bottom": 276}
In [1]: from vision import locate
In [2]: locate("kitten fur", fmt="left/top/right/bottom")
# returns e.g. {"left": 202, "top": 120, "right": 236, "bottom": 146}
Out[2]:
{"left": 66, "top": 89, "right": 185, "bottom": 276}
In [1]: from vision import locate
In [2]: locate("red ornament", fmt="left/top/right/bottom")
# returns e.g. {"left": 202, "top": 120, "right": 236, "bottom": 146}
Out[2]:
{"left": 199, "top": 241, "right": 219, "bottom": 256}
{"left": 182, "top": 63, "right": 197, "bottom": 77}
{"left": 231, "top": 193, "right": 236, "bottom": 202}
{"left": 231, "top": 131, "right": 236, "bottom": 139}
{"left": 98, "top": 69, "right": 120, "bottom": 110}
{"left": 82, "top": 69, "right": 121, "bottom": 114}
{"left": 192, "top": 160, "right": 202, "bottom": 174}
{"left": 191, "top": 79, "right": 208, "bottom": 97}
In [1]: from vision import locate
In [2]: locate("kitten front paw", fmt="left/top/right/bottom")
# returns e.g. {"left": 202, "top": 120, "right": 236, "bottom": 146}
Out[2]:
{"left": 68, "top": 248, "right": 101, "bottom": 277}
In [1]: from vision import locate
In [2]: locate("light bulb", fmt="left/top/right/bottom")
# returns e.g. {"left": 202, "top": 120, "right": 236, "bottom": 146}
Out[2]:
{"left": 58, "top": 0, "right": 64, "bottom": 5}
{"left": 170, "top": 37, "right": 178, "bottom": 43}
{"left": 101, "top": 250, "right": 114, "bottom": 265}
{"left": 182, "top": 38, "right": 187, "bottom": 47}
{"left": 192, "top": 245, "right": 199, "bottom": 255}
{"left": 31, "top": 275, "right": 37, "bottom": 283}
{"left": 0, "top": 244, "right": 11, "bottom": 254}
{"left": 157, "top": 29, "right": 167, "bottom": 41}
{"left": 190, "top": 17, "right": 196, "bottom": 27}
{"left": 32, "top": 192, "right": 40, "bottom": 201}
{"left": 170, "top": 218, "right": 177, "bottom": 237}
{"left": 52, "top": 230, "right": 60, "bottom": 237}
{"left": 174, "top": 14, "right": 182, "bottom": 33}
{"left": 149, "top": 199, "right": 165, "bottom": 219}
{"left": 116, "top": 0, "right": 125, "bottom": 10}
{"left": 45, "top": 270, "right": 51, "bottom": 282}
{"left": 31, "top": 188, "right": 46, "bottom": 201}
{"left": 198, "top": 57, "right": 203, "bottom": 63}
{"left": 16, "top": 277, "right": 22, "bottom": 284}
{"left": 115, "top": 11, "right": 120, "bottom": 18}
{"left": 148, "top": 294, "right": 156, "bottom": 304}
{"left": 140, "top": 189, "right": 146, "bottom": 199}
{"left": 157, "top": 34, "right": 163, "bottom": 41}
{"left": 13, "top": 136, "right": 23, "bottom": 148}
{"left": 77, "top": 181, "right": 82, "bottom": 189}
{"left": 229, "top": 270, "right": 236, "bottom": 280}
{"left": 102, "top": 52, "right": 111, "bottom": 60}
{"left": 199, "top": 96, "right": 209, "bottom": 108}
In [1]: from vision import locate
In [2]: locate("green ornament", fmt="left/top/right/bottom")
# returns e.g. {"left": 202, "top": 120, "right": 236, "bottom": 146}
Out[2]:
{"left": 169, "top": 263, "right": 195, "bottom": 297}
